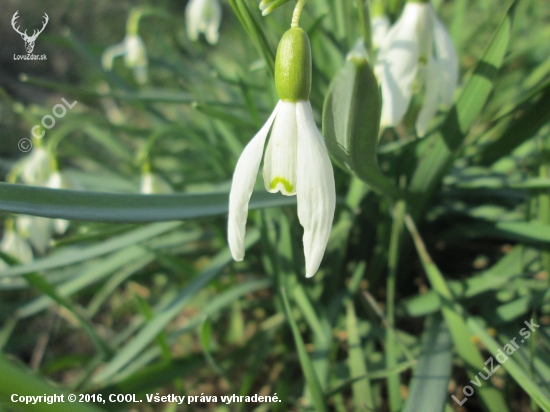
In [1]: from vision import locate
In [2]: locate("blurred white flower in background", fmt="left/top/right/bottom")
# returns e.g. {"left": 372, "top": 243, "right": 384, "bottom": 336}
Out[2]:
{"left": 140, "top": 172, "right": 173, "bottom": 194}
{"left": 185, "top": 0, "right": 222, "bottom": 45}
{"left": 102, "top": 34, "right": 148, "bottom": 85}
{"left": 21, "top": 147, "right": 53, "bottom": 185}
{"left": 0, "top": 228, "right": 34, "bottom": 271}
{"left": 8, "top": 148, "right": 80, "bottom": 255}
{"left": 16, "top": 215, "right": 53, "bottom": 255}
{"left": 376, "top": 0, "right": 458, "bottom": 136}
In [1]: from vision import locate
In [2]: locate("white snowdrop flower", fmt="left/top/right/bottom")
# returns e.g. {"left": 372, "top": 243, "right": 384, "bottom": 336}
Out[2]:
{"left": 185, "top": 0, "right": 222, "bottom": 45}
{"left": 228, "top": 28, "right": 335, "bottom": 278}
{"left": 46, "top": 171, "right": 72, "bottom": 234}
{"left": 21, "top": 147, "right": 53, "bottom": 185}
{"left": 377, "top": 0, "right": 458, "bottom": 136}
{"left": 16, "top": 215, "right": 53, "bottom": 255}
{"left": 0, "top": 229, "right": 33, "bottom": 267}
{"left": 140, "top": 172, "right": 173, "bottom": 194}
{"left": 102, "top": 34, "right": 148, "bottom": 85}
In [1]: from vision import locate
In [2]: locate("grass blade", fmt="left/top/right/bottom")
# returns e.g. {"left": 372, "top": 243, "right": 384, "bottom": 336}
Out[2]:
{"left": 404, "top": 214, "right": 509, "bottom": 412}
{"left": 402, "top": 315, "right": 453, "bottom": 412}
{"left": 280, "top": 287, "right": 327, "bottom": 412}
{"left": 0, "top": 354, "right": 104, "bottom": 412}
{"left": 345, "top": 300, "right": 374, "bottom": 410}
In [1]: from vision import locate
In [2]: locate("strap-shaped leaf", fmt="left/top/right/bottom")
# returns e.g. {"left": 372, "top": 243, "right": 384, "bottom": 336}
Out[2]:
{"left": 402, "top": 315, "right": 453, "bottom": 412}
{"left": 0, "top": 183, "right": 295, "bottom": 223}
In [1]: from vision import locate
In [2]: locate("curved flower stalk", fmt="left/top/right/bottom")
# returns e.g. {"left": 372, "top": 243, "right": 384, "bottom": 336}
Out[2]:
{"left": 102, "top": 34, "right": 148, "bottom": 85}
{"left": 228, "top": 25, "right": 335, "bottom": 278}
{"left": 185, "top": 0, "right": 222, "bottom": 45}
{"left": 140, "top": 172, "right": 174, "bottom": 194}
{"left": 377, "top": 0, "right": 458, "bottom": 136}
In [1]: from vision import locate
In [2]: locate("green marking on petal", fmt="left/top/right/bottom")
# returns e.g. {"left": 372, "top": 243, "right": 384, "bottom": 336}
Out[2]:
{"left": 270, "top": 177, "right": 294, "bottom": 193}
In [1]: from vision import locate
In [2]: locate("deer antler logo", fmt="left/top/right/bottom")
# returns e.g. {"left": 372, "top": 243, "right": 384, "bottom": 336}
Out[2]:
{"left": 12, "top": 11, "right": 49, "bottom": 54}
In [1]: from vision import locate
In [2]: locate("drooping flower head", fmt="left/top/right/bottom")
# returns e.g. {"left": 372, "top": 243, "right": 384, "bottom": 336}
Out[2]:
{"left": 228, "top": 24, "right": 336, "bottom": 278}
{"left": 186, "top": 0, "right": 222, "bottom": 45}
{"left": 102, "top": 34, "right": 148, "bottom": 85}
{"left": 376, "top": 0, "right": 458, "bottom": 136}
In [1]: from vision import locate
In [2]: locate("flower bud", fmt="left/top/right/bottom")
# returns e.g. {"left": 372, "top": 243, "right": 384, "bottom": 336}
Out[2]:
{"left": 274, "top": 28, "right": 311, "bottom": 102}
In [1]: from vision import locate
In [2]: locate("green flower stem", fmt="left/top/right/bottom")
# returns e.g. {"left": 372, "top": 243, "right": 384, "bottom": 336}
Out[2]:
{"left": 126, "top": 6, "right": 168, "bottom": 35}
{"left": 291, "top": 0, "right": 307, "bottom": 28}
{"left": 126, "top": 8, "right": 143, "bottom": 35}
{"left": 386, "top": 200, "right": 406, "bottom": 412}
{"left": 356, "top": 0, "right": 373, "bottom": 57}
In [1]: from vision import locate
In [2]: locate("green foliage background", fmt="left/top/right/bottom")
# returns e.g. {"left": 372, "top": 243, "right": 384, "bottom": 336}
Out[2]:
{"left": 1, "top": 0, "right": 550, "bottom": 411}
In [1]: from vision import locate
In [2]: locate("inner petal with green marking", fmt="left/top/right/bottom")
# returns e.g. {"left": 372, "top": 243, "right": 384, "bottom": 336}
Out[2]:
{"left": 262, "top": 101, "right": 298, "bottom": 196}
{"left": 269, "top": 176, "right": 295, "bottom": 194}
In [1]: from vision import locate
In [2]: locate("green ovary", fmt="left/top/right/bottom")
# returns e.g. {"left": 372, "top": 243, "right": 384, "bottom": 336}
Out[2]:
{"left": 270, "top": 176, "right": 294, "bottom": 193}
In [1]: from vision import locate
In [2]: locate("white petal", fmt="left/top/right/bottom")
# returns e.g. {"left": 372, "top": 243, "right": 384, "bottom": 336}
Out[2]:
{"left": 21, "top": 148, "right": 52, "bottom": 185}
{"left": 185, "top": 0, "right": 201, "bottom": 41}
{"left": 263, "top": 101, "right": 298, "bottom": 196}
{"left": 54, "top": 219, "right": 70, "bottom": 235}
{"left": 1, "top": 230, "right": 33, "bottom": 264}
{"left": 16, "top": 215, "right": 53, "bottom": 254}
{"left": 378, "top": 4, "right": 426, "bottom": 127}
{"left": 295, "top": 102, "right": 336, "bottom": 278}
{"left": 416, "top": 60, "right": 442, "bottom": 137}
{"left": 46, "top": 172, "right": 71, "bottom": 234}
{"left": 205, "top": 0, "right": 222, "bottom": 45}
{"left": 228, "top": 102, "right": 280, "bottom": 261}
{"left": 101, "top": 41, "right": 127, "bottom": 71}
{"left": 124, "top": 35, "right": 147, "bottom": 67}
{"left": 133, "top": 64, "right": 148, "bottom": 85}
{"left": 46, "top": 171, "right": 66, "bottom": 189}
{"left": 140, "top": 172, "right": 173, "bottom": 194}
{"left": 431, "top": 11, "right": 458, "bottom": 107}
{"left": 372, "top": 15, "right": 390, "bottom": 51}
